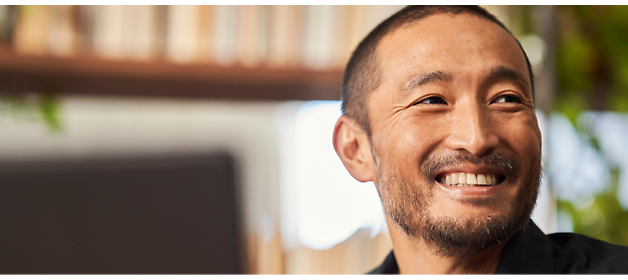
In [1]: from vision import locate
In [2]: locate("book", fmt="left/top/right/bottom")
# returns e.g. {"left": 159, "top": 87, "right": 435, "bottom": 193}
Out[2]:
{"left": 154, "top": 5, "right": 168, "bottom": 61}
{"left": 47, "top": 5, "right": 78, "bottom": 57}
{"left": 213, "top": 5, "right": 238, "bottom": 66}
{"left": 76, "top": 5, "right": 95, "bottom": 55}
{"left": 267, "top": 5, "right": 303, "bottom": 68}
{"left": 0, "top": 5, "right": 16, "bottom": 45}
{"left": 93, "top": 5, "right": 125, "bottom": 59}
{"left": 124, "top": 5, "right": 156, "bottom": 61}
{"left": 341, "top": 5, "right": 366, "bottom": 67}
{"left": 13, "top": 5, "right": 50, "bottom": 56}
{"left": 302, "top": 5, "right": 340, "bottom": 69}
{"left": 166, "top": 5, "right": 201, "bottom": 64}
{"left": 331, "top": 5, "right": 350, "bottom": 69}
{"left": 237, "top": 5, "right": 269, "bottom": 67}
{"left": 197, "top": 5, "right": 215, "bottom": 63}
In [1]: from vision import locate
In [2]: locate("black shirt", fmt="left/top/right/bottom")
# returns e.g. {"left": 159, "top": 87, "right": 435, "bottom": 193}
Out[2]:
{"left": 368, "top": 220, "right": 628, "bottom": 274}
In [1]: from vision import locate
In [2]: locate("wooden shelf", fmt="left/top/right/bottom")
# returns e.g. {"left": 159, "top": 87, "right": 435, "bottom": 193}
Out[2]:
{"left": 0, "top": 48, "right": 344, "bottom": 101}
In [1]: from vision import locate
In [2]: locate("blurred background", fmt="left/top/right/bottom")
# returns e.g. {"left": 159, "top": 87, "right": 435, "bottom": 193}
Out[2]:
{"left": 0, "top": 5, "right": 627, "bottom": 274}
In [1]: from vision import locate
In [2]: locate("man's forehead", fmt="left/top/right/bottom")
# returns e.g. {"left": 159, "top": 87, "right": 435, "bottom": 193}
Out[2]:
{"left": 375, "top": 12, "right": 529, "bottom": 83}
{"left": 378, "top": 12, "right": 513, "bottom": 51}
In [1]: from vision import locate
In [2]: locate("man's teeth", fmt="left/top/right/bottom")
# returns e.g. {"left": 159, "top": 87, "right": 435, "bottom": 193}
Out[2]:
{"left": 443, "top": 173, "right": 498, "bottom": 186}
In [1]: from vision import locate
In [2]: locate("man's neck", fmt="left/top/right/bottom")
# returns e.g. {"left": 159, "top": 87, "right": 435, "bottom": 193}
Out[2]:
{"left": 387, "top": 219, "right": 506, "bottom": 274}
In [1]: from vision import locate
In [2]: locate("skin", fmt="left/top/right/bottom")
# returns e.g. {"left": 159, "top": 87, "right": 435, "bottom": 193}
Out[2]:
{"left": 333, "top": 13, "right": 542, "bottom": 274}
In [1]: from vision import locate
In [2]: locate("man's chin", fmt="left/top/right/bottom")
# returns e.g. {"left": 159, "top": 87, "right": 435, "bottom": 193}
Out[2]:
{"left": 416, "top": 210, "right": 526, "bottom": 258}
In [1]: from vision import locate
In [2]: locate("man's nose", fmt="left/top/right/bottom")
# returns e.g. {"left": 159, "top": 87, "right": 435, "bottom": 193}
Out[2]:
{"left": 444, "top": 102, "right": 499, "bottom": 156}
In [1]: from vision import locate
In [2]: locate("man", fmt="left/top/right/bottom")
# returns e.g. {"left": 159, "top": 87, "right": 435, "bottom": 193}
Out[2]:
{"left": 332, "top": 5, "right": 628, "bottom": 274}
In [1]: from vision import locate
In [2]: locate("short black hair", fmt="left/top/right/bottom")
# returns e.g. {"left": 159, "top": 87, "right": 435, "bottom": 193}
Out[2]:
{"left": 341, "top": 5, "right": 535, "bottom": 137}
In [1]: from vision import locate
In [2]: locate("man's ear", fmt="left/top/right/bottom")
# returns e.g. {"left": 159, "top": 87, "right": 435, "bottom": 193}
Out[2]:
{"left": 332, "top": 115, "right": 375, "bottom": 182}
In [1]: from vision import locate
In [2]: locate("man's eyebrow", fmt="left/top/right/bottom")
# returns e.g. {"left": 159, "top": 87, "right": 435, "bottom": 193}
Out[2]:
{"left": 485, "top": 65, "right": 531, "bottom": 93}
{"left": 399, "top": 71, "right": 453, "bottom": 97}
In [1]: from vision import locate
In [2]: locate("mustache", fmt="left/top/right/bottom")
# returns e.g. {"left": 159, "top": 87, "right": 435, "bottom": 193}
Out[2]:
{"left": 421, "top": 152, "right": 519, "bottom": 180}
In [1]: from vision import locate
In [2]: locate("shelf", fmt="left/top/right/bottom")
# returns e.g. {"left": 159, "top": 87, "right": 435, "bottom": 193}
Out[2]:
{"left": 0, "top": 48, "right": 344, "bottom": 101}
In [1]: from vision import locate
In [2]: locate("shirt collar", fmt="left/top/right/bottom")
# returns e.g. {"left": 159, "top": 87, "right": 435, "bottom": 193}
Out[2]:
{"left": 369, "top": 220, "right": 555, "bottom": 274}
{"left": 495, "top": 219, "right": 555, "bottom": 274}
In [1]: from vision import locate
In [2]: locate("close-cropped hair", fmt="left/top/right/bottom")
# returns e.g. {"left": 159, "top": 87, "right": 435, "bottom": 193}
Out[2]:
{"left": 341, "top": 5, "right": 535, "bottom": 138}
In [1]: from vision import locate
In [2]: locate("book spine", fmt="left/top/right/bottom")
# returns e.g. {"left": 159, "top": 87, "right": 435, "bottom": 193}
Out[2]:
{"left": 302, "top": 5, "right": 339, "bottom": 69}
{"left": 153, "top": 5, "right": 168, "bottom": 61}
{"left": 93, "top": 5, "right": 125, "bottom": 59}
{"left": 267, "top": 5, "right": 303, "bottom": 68}
{"left": 0, "top": 5, "right": 13, "bottom": 45}
{"left": 256, "top": 5, "right": 270, "bottom": 67}
{"left": 197, "top": 5, "right": 214, "bottom": 63}
{"left": 331, "top": 5, "right": 350, "bottom": 69}
{"left": 340, "top": 5, "right": 363, "bottom": 69}
{"left": 13, "top": 5, "right": 50, "bottom": 56}
{"left": 237, "top": 5, "right": 269, "bottom": 67}
{"left": 213, "top": 5, "right": 238, "bottom": 66}
{"left": 76, "top": 5, "right": 94, "bottom": 55}
{"left": 47, "top": 5, "right": 78, "bottom": 57}
{"left": 166, "top": 5, "right": 201, "bottom": 63}
{"left": 124, "top": 5, "right": 156, "bottom": 61}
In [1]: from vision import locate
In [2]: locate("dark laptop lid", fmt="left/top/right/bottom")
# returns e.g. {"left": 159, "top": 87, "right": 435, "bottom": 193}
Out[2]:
{"left": 0, "top": 153, "right": 243, "bottom": 274}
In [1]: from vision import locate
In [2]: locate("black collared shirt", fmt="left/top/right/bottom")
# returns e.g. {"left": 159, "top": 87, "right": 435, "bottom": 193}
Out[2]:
{"left": 368, "top": 220, "right": 628, "bottom": 274}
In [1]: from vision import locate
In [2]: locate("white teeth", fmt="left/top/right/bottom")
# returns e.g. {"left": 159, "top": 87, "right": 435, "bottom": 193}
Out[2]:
{"left": 467, "top": 174, "right": 477, "bottom": 185}
{"left": 458, "top": 173, "right": 466, "bottom": 184}
{"left": 477, "top": 174, "right": 487, "bottom": 185}
{"left": 441, "top": 172, "right": 499, "bottom": 186}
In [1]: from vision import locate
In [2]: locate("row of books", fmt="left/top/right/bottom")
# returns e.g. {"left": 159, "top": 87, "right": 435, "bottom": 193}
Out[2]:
{"left": 0, "top": 5, "right": 404, "bottom": 69}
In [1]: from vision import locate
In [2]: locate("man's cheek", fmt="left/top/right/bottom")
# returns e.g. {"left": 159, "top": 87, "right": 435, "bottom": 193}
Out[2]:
{"left": 501, "top": 119, "right": 541, "bottom": 151}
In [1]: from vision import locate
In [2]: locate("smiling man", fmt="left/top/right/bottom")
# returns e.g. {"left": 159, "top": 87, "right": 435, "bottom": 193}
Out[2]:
{"left": 333, "top": 6, "right": 628, "bottom": 274}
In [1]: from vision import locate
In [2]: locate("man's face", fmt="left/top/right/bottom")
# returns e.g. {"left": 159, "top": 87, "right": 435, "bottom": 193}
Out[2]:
{"left": 368, "top": 13, "right": 542, "bottom": 256}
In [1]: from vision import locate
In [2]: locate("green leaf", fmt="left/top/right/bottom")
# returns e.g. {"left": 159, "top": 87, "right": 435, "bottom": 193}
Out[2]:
{"left": 38, "top": 93, "right": 62, "bottom": 132}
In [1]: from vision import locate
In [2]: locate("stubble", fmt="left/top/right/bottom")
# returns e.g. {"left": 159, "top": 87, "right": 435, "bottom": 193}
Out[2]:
{"left": 374, "top": 149, "right": 541, "bottom": 258}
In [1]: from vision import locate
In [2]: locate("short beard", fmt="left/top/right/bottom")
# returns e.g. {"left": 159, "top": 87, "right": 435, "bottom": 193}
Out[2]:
{"left": 374, "top": 149, "right": 541, "bottom": 259}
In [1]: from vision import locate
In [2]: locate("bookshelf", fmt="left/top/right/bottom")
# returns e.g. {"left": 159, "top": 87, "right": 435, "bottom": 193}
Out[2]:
{"left": 0, "top": 5, "right": 407, "bottom": 101}
{"left": 0, "top": 46, "right": 343, "bottom": 100}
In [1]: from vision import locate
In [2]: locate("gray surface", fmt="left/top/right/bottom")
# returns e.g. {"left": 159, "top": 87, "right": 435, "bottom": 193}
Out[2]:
{"left": 0, "top": 153, "right": 242, "bottom": 274}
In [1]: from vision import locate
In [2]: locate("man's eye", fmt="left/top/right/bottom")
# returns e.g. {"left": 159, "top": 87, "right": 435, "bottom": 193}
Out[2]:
{"left": 493, "top": 95, "right": 521, "bottom": 103}
{"left": 416, "top": 96, "right": 447, "bottom": 105}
